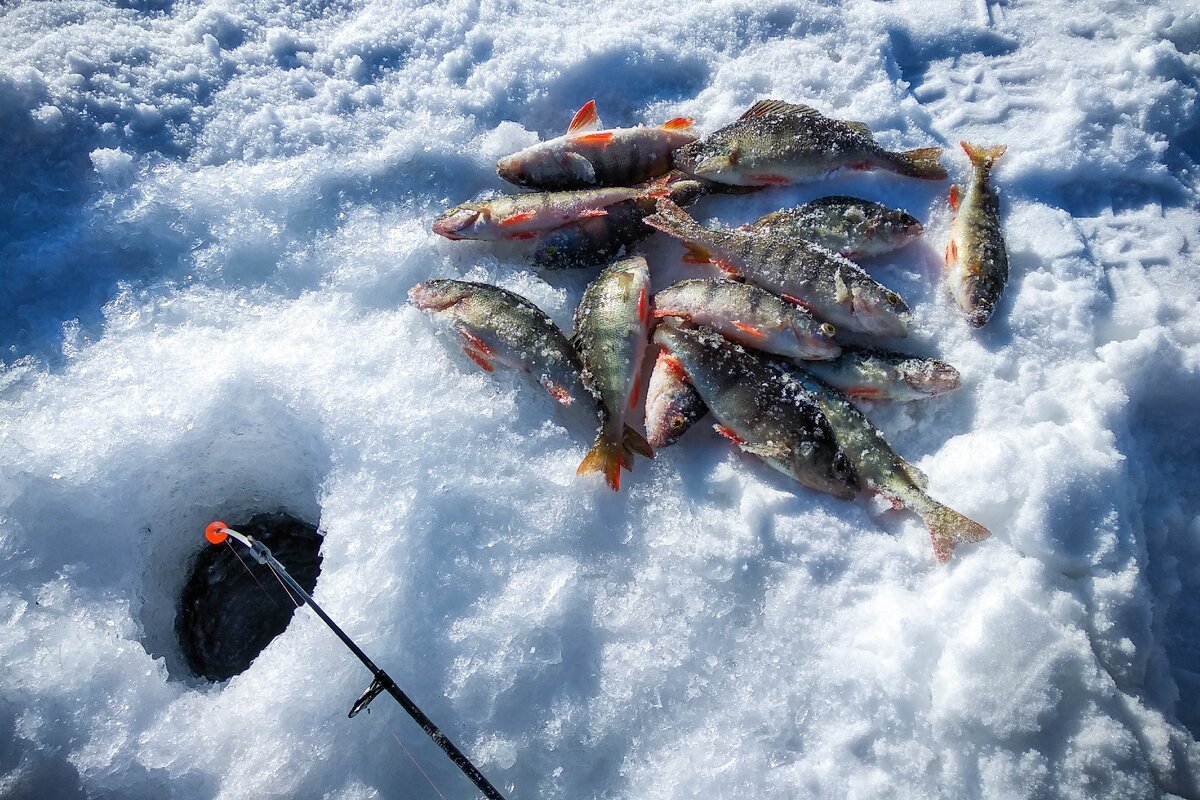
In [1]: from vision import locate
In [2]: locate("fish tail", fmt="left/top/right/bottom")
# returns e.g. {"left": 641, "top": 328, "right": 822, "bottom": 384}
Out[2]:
{"left": 643, "top": 198, "right": 711, "bottom": 242}
{"left": 577, "top": 430, "right": 625, "bottom": 491}
{"left": 960, "top": 141, "right": 1007, "bottom": 169}
{"left": 915, "top": 497, "right": 990, "bottom": 564}
{"left": 644, "top": 173, "right": 677, "bottom": 199}
{"left": 623, "top": 425, "right": 655, "bottom": 460}
{"left": 893, "top": 146, "right": 947, "bottom": 180}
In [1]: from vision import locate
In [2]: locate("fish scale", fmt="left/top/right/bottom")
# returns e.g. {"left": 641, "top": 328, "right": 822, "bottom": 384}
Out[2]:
{"left": 788, "top": 366, "right": 990, "bottom": 563}
{"left": 746, "top": 196, "right": 924, "bottom": 259}
{"left": 496, "top": 99, "right": 697, "bottom": 190}
{"left": 947, "top": 141, "right": 1009, "bottom": 327}
{"left": 573, "top": 257, "right": 655, "bottom": 490}
{"left": 674, "top": 99, "right": 947, "bottom": 187}
{"left": 408, "top": 279, "right": 651, "bottom": 489}
{"left": 652, "top": 323, "right": 858, "bottom": 499}
{"left": 533, "top": 174, "right": 708, "bottom": 269}
{"left": 652, "top": 278, "right": 841, "bottom": 361}
{"left": 643, "top": 198, "right": 912, "bottom": 336}
{"left": 432, "top": 185, "right": 646, "bottom": 241}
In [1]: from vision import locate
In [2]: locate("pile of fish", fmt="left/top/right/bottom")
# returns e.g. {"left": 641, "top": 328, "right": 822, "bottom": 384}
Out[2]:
{"left": 414, "top": 98, "right": 1010, "bottom": 563}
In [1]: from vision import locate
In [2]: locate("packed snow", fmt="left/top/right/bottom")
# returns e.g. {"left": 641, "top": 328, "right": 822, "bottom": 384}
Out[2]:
{"left": 1, "top": 0, "right": 1199, "bottom": 797}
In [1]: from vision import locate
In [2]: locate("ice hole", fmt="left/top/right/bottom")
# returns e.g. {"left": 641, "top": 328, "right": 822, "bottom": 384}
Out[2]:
{"left": 176, "top": 511, "right": 323, "bottom": 682}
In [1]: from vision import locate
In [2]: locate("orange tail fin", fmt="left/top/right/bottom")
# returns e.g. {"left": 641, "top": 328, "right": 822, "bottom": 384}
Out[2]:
{"left": 960, "top": 141, "right": 1007, "bottom": 170}
{"left": 920, "top": 500, "right": 990, "bottom": 563}
{"left": 578, "top": 434, "right": 624, "bottom": 491}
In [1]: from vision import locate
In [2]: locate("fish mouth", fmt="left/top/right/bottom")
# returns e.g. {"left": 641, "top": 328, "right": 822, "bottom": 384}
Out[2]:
{"left": 852, "top": 287, "right": 911, "bottom": 337}
{"left": 496, "top": 155, "right": 523, "bottom": 185}
{"left": 408, "top": 281, "right": 463, "bottom": 312}
{"left": 432, "top": 207, "right": 480, "bottom": 240}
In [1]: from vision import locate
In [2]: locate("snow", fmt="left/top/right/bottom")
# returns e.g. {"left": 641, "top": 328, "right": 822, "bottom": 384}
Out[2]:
{"left": 1, "top": 0, "right": 1198, "bottom": 798}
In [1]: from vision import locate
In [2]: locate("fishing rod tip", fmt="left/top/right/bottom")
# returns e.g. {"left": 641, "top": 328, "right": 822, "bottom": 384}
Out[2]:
{"left": 205, "top": 520, "right": 230, "bottom": 545}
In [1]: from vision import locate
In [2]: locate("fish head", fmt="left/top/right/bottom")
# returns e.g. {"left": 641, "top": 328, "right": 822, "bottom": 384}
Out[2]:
{"left": 432, "top": 205, "right": 483, "bottom": 240}
{"left": 496, "top": 151, "right": 537, "bottom": 187}
{"left": 645, "top": 350, "right": 705, "bottom": 448}
{"left": 498, "top": 143, "right": 596, "bottom": 188}
{"left": 849, "top": 282, "right": 911, "bottom": 337}
{"left": 865, "top": 207, "right": 923, "bottom": 248}
{"left": 674, "top": 136, "right": 741, "bottom": 181}
{"left": 903, "top": 358, "right": 961, "bottom": 396}
{"left": 791, "top": 435, "right": 859, "bottom": 500}
{"left": 408, "top": 279, "right": 472, "bottom": 312}
{"left": 959, "top": 286, "right": 998, "bottom": 328}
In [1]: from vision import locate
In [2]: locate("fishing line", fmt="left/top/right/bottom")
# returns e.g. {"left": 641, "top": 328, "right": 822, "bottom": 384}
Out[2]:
{"left": 224, "top": 539, "right": 284, "bottom": 610}
{"left": 260, "top": 554, "right": 303, "bottom": 609}
{"left": 391, "top": 729, "right": 449, "bottom": 800}
{"left": 203, "top": 521, "right": 509, "bottom": 800}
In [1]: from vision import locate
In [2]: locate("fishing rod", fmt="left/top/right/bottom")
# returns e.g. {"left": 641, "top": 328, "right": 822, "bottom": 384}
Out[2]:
{"left": 204, "top": 521, "right": 509, "bottom": 800}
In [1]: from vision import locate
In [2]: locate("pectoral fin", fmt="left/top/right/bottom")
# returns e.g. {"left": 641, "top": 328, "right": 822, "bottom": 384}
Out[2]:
{"left": 833, "top": 268, "right": 852, "bottom": 305}
{"left": 739, "top": 440, "right": 790, "bottom": 460}
{"left": 681, "top": 243, "right": 712, "bottom": 264}
{"left": 500, "top": 211, "right": 536, "bottom": 227}
{"left": 732, "top": 321, "right": 766, "bottom": 339}
{"left": 556, "top": 151, "right": 596, "bottom": 183}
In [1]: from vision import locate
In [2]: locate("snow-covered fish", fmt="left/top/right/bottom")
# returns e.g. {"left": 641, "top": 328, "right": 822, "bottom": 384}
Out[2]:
{"left": 946, "top": 141, "right": 1009, "bottom": 327}
{"left": 409, "top": 280, "right": 649, "bottom": 472}
{"left": 804, "top": 347, "right": 961, "bottom": 401}
{"left": 573, "top": 257, "right": 655, "bottom": 490}
{"left": 748, "top": 196, "right": 923, "bottom": 259}
{"left": 643, "top": 198, "right": 911, "bottom": 336}
{"left": 433, "top": 182, "right": 663, "bottom": 241}
{"left": 790, "top": 368, "right": 989, "bottom": 562}
{"left": 533, "top": 174, "right": 708, "bottom": 269}
{"left": 408, "top": 279, "right": 594, "bottom": 405}
{"left": 497, "top": 99, "right": 697, "bottom": 190}
{"left": 674, "top": 100, "right": 946, "bottom": 187}
{"left": 652, "top": 278, "right": 841, "bottom": 360}
{"left": 644, "top": 350, "right": 708, "bottom": 448}
{"left": 653, "top": 323, "right": 858, "bottom": 498}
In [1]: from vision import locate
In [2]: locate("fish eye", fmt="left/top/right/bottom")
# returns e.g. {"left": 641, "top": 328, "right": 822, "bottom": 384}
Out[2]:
{"left": 819, "top": 323, "right": 836, "bottom": 337}
{"left": 671, "top": 416, "right": 685, "bottom": 429}
{"left": 886, "top": 291, "right": 902, "bottom": 306}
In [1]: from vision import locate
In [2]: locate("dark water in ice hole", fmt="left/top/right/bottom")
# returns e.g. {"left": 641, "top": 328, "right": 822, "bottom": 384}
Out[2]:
{"left": 177, "top": 512, "right": 323, "bottom": 682}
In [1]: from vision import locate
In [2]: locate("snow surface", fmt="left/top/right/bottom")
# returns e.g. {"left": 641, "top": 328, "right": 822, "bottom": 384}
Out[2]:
{"left": 2, "top": 0, "right": 1199, "bottom": 797}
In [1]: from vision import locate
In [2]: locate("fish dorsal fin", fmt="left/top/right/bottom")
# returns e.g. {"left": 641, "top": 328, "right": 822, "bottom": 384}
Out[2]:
{"left": 567, "top": 100, "right": 602, "bottom": 133}
{"left": 739, "top": 99, "right": 822, "bottom": 121}
{"left": 844, "top": 120, "right": 873, "bottom": 138}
